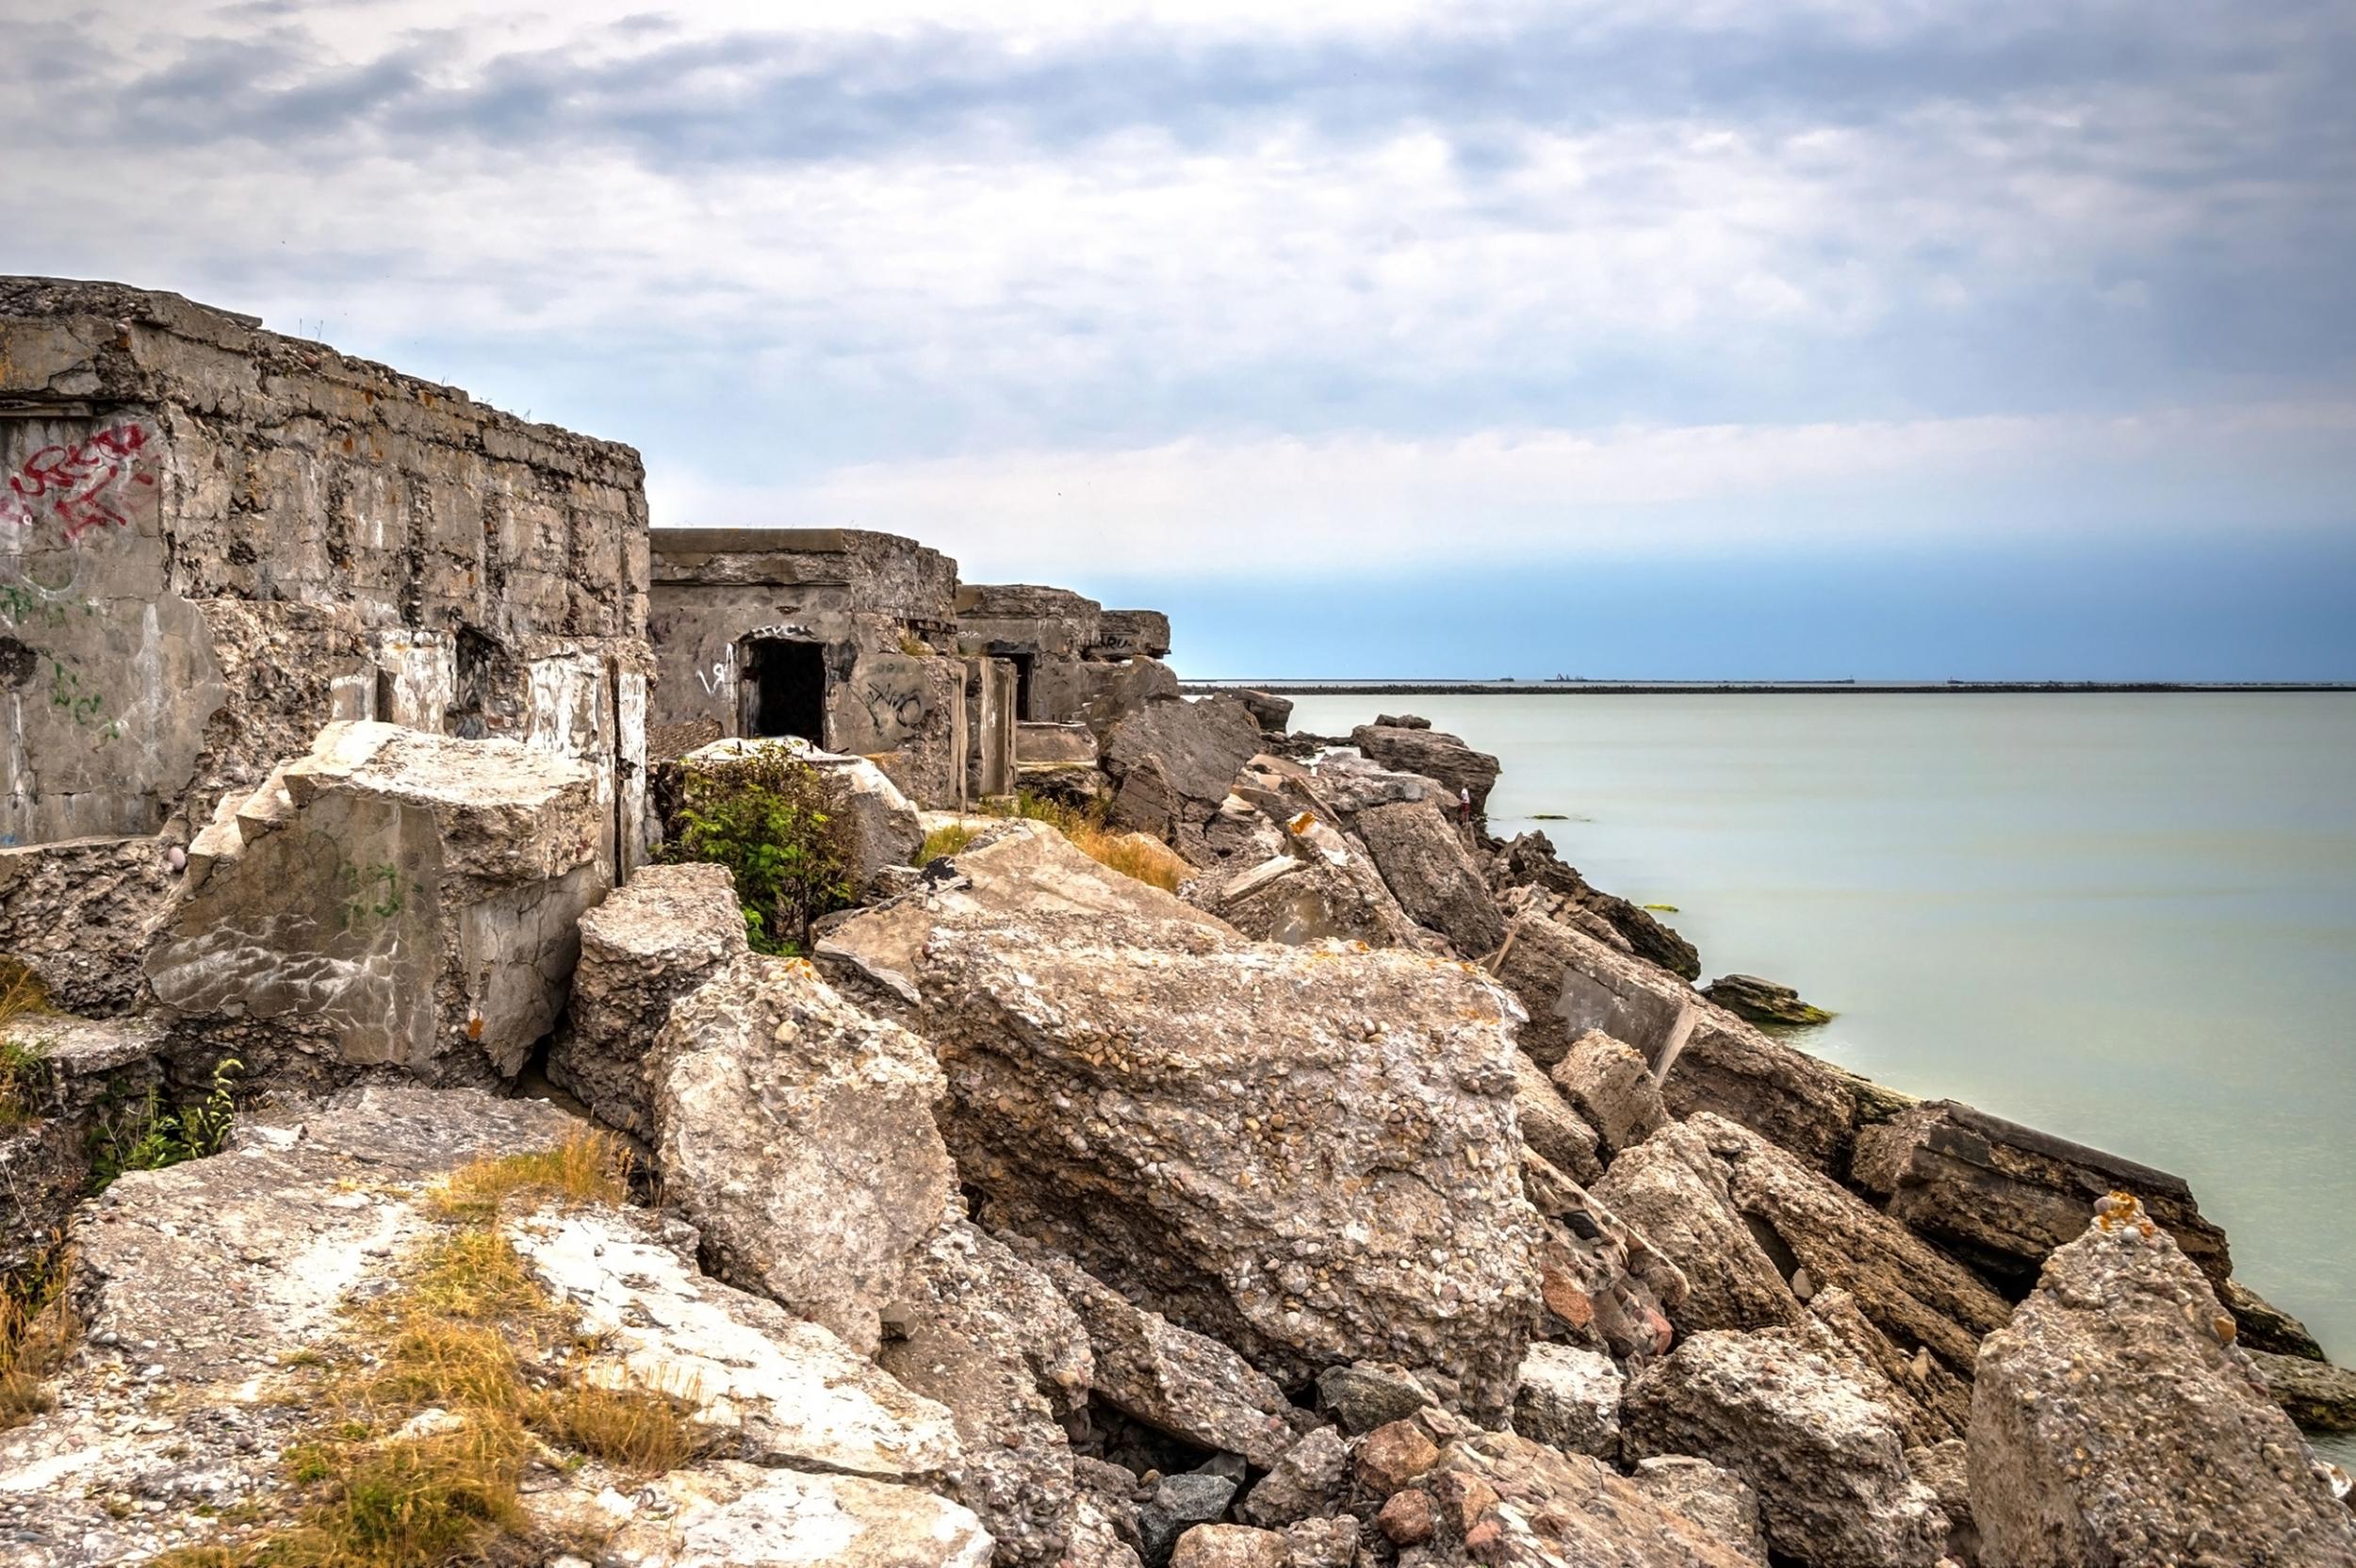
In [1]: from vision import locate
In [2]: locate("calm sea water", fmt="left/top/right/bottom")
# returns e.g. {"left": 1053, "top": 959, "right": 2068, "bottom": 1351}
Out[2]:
{"left": 1292, "top": 693, "right": 2356, "bottom": 1386}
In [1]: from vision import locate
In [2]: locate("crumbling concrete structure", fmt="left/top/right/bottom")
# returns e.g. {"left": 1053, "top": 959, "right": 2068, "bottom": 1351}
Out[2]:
{"left": 0, "top": 279, "right": 649, "bottom": 1012}
{"left": 953, "top": 584, "right": 1181, "bottom": 749}
{"left": 648, "top": 528, "right": 1013, "bottom": 808}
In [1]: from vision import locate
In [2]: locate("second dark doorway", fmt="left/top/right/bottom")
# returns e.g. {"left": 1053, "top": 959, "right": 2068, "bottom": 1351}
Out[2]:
{"left": 743, "top": 639, "right": 827, "bottom": 744}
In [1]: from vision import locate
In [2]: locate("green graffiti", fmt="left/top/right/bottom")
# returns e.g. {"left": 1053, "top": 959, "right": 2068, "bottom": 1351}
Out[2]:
{"left": 336, "top": 859, "right": 406, "bottom": 927}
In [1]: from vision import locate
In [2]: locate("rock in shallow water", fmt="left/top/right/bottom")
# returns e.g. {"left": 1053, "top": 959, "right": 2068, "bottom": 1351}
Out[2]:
{"left": 1698, "top": 972, "right": 1831, "bottom": 1027}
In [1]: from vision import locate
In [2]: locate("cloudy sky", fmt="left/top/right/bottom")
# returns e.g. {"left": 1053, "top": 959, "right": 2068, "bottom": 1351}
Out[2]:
{"left": 8, "top": 0, "right": 2353, "bottom": 676}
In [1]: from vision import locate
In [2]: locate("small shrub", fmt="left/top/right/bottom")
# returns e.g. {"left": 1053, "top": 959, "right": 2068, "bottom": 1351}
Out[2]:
{"left": 896, "top": 630, "right": 931, "bottom": 658}
{"left": 86, "top": 1057, "right": 242, "bottom": 1192}
{"left": 664, "top": 747, "right": 857, "bottom": 955}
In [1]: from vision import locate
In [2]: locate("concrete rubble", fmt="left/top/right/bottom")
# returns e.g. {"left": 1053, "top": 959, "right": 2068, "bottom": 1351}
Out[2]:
{"left": 6, "top": 275, "right": 2354, "bottom": 1568}
{"left": 146, "top": 720, "right": 610, "bottom": 1084}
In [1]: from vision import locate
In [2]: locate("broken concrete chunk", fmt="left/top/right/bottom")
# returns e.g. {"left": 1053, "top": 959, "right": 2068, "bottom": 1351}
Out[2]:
{"left": 1624, "top": 1327, "right": 1949, "bottom": 1568}
{"left": 1398, "top": 1430, "right": 1759, "bottom": 1565}
{"left": 1512, "top": 1051, "right": 1604, "bottom": 1184}
{"left": 1238, "top": 1425, "right": 1349, "bottom": 1527}
{"left": 916, "top": 909, "right": 1543, "bottom": 1423}
{"left": 507, "top": 1204, "right": 962, "bottom": 1480}
{"left": 598, "top": 1461, "right": 995, "bottom": 1568}
{"left": 548, "top": 860, "right": 747, "bottom": 1139}
{"left": 1547, "top": 1029, "right": 1667, "bottom": 1156}
{"left": 1629, "top": 1456, "right": 1769, "bottom": 1567}
{"left": 1034, "top": 1249, "right": 1304, "bottom": 1469}
{"left": 876, "top": 1219, "right": 1095, "bottom": 1566}
{"left": 1350, "top": 797, "right": 1508, "bottom": 956}
{"left": 1512, "top": 1341, "right": 1624, "bottom": 1460}
{"left": 651, "top": 954, "right": 957, "bottom": 1358}
{"left": 1853, "top": 1096, "right": 2233, "bottom": 1290}
{"left": 146, "top": 720, "right": 610, "bottom": 1084}
{"left": 1168, "top": 1524, "right": 1290, "bottom": 1568}
{"left": 1347, "top": 724, "right": 1499, "bottom": 816}
{"left": 1969, "top": 1194, "right": 2356, "bottom": 1567}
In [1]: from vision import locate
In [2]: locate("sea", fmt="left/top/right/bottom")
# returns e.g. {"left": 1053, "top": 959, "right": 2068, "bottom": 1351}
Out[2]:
{"left": 1287, "top": 691, "right": 2356, "bottom": 1452}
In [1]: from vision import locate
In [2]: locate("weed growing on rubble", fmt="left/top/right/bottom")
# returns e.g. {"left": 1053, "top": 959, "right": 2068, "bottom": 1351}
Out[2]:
{"left": 86, "top": 1057, "right": 242, "bottom": 1191}
{"left": 0, "top": 969, "right": 49, "bottom": 1129}
{"left": 155, "top": 1128, "right": 709, "bottom": 1568}
{"left": 665, "top": 748, "right": 857, "bottom": 955}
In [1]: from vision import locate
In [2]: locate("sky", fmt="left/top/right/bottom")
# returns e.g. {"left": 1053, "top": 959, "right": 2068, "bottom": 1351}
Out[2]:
{"left": 6, "top": 0, "right": 2352, "bottom": 678}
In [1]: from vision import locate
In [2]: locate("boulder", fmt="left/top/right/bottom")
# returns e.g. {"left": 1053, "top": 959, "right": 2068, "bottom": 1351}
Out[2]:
{"left": 1137, "top": 1471, "right": 1240, "bottom": 1566}
{"left": 1374, "top": 713, "right": 1431, "bottom": 729}
{"left": 145, "top": 720, "right": 610, "bottom": 1084}
{"left": 912, "top": 910, "right": 1545, "bottom": 1422}
{"left": 1698, "top": 973, "right": 1829, "bottom": 1027}
{"left": 1511, "top": 1051, "right": 1604, "bottom": 1184}
{"left": 597, "top": 1462, "right": 995, "bottom": 1568}
{"left": 1231, "top": 690, "right": 1294, "bottom": 735}
{"left": 1315, "top": 1362, "right": 1438, "bottom": 1434}
{"left": 876, "top": 1220, "right": 1097, "bottom": 1566}
{"left": 1383, "top": 1429, "right": 1761, "bottom": 1565}
{"left": 1239, "top": 1426, "right": 1349, "bottom": 1527}
{"left": 1623, "top": 1328, "right": 1949, "bottom": 1568}
{"left": 1304, "top": 752, "right": 1434, "bottom": 813}
{"left": 1170, "top": 1525, "right": 1289, "bottom": 1568}
{"left": 1075, "top": 657, "right": 1186, "bottom": 743}
{"left": 1969, "top": 1194, "right": 2356, "bottom": 1567}
{"left": 816, "top": 819, "right": 1234, "bottom": 1001}
{"left": 1512, "top": 1342, "right": 1623, "bottom": 1459}
{"left": 1350, "top": 798, "right": 1508, "bottom": 955}
{"left": 1494, "top": 911, "right": 1859, "bottom": 1169}
{"left": 1853, "top": 1097, "right": 2233, "bottom": 1291}
{"left": 1281, "top": 1516, "right": 1357, "bottom": 1568}
{"left": 1548, "top": 1030, "right": 1667, "bottom": 1157}
{"left": 1348, "top": 724, "right": 1499, "bottom": 816}
{"left": 677, "top": 735, "right": 924, "bottom": 885}
{"left": 1033, "top": 1249, "right": 1306, "bottom": 1469}
{"left": 650, "top": 955, "right": 957, "bottom": 1357}
{"left": 548, "top": 861, "right": 747, "bottom": 1139}
{"left": 1206, "top": 848, "right": 1423, "bottom": 951}
{"left": 2251, "top": 1349, "right": 2356, "bottom": 1431}
{"left": 1103, "top": 696, "right": 1266, "bottom": 832}
{"left": 1628, "top": 1457, "right": 1768, "bottom": 1567}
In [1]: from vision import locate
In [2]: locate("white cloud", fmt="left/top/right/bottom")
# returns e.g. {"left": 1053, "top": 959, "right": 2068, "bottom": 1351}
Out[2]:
{"left": 648, "top": 400, "right": 2356, "bottom": 578}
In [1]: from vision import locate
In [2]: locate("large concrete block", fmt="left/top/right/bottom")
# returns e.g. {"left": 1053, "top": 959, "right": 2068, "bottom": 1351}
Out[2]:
{"left": 145, "top": 721, "right": 609, "bottom": 1084}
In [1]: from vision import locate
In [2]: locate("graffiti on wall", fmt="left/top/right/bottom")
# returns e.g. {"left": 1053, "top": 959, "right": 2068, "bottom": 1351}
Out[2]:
{"left": 2, "top": 421, "right": 157, "bottom": 544}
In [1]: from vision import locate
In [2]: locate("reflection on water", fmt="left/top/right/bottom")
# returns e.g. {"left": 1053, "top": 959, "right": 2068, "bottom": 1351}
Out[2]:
{"left": 1292, "top": 693, "right": 2356, "bottom": 1402}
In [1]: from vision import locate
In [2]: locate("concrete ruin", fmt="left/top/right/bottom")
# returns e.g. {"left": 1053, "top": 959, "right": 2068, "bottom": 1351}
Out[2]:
{"left": 0, "top": 278, "right": 1174, "bottom": 1050}
{"left": 647, "top": 531, "right": 1180, "bottom": 809}
{"left": 1, "top": 279, "right": 649, "bottom": 1013}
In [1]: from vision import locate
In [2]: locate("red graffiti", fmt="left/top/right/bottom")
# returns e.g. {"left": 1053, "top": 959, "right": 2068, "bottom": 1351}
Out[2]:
{"left": 5, "top": 422, "right": 156, "bottom": 543}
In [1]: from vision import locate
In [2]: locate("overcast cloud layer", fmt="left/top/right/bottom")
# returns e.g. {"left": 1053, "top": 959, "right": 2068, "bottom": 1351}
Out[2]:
{"left": 6, "top": 0, "right": 2351, "bottom": 674}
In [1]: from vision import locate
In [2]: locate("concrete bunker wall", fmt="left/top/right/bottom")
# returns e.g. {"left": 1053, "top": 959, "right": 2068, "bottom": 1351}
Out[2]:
{"left": 647, "top": 528, "right": 997, "bottom": 809}
{"left": 0, "top": 278, "right": 651, "bottom": 1012}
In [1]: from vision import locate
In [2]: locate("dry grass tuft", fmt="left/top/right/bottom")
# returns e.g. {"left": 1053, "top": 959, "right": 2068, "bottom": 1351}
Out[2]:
{"left": 426, "top": 1128, "right": 631, "bottom": 1222}
{"left": 160, "top": 1130, "right": 711, "bottom": 1568}
{"left": 0, "top": 1244, "right": 74, "bottom": 1429}
{"left": 986, "top": 791, "right": 1189, "bottom": 891}
{"left": 0, "top": 969, "right": 50, "bottom": 1130}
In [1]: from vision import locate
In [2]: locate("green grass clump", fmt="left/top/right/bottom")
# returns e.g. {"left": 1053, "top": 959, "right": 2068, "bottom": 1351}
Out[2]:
{"left": 918, "top": 822, "right": 980, "bottom": 862}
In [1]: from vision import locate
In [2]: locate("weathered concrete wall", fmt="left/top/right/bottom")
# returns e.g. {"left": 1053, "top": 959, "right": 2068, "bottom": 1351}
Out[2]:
{"left": 647, "top": 528, "right": 972, "bottom": 808}
{"left": 0, "top": 277, "right": 651, "bottom": 1008}
{"left": 955, "top": 582, "right": 1103, "bottom": 664}
{"left": 1096, "top": 609, "right": 1172, "bottom": 659}
{"left": 966, "top": 657, "right": 1017, "bottom": 801}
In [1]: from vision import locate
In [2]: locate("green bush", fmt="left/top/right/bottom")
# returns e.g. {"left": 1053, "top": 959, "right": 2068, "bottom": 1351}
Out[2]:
{"left": 664, "top": 748, "right": 857, "bottom": 955}
{"left": 87, "top": 1057, "right": 242, "bottom": 1192}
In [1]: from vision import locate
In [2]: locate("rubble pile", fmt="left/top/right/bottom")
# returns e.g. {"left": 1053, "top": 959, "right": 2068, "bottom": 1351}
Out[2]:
{"left": 4, "top": 281, "right": 2352, "bottom": 1568}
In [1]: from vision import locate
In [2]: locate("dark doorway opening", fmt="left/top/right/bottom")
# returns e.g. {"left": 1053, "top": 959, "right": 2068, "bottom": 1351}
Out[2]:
{"left": 1007, "top": 651, "right": 1035, "bottom": 721}
{"left": 743, "top": 639, "right": 827, "bottom": 743}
